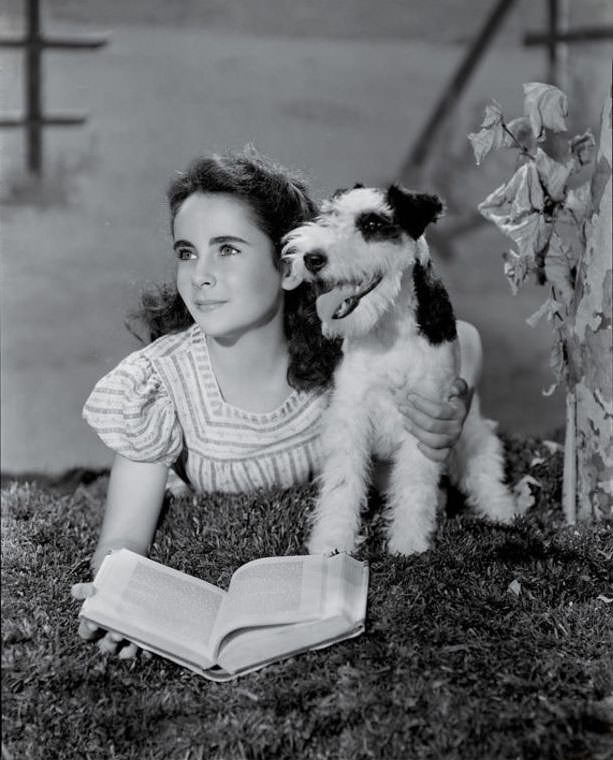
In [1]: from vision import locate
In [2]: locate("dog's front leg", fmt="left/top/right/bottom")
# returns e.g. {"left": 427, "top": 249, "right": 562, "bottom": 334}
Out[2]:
{"left": 385, "top": 436, "right": 442, "bottom": 555}
{"left": 308, "top": 396, "right": 372, "bottom": 556}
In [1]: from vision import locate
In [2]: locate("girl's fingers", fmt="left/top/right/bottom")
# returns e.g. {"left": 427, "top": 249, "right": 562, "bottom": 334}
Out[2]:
{"left": 404, "top": 407, "right": 462, "bottom": 440}
{"left": 71, "top": 582, "right": 96, "bottom": 600}
{"left": 449, "top": 377, "right": 469, "bottom": 400}
{"left": 78, "top": 619, "right": 101, "bottom": 640}
{"left": 74, "top": 585, "right": 139, "bottom": 660}
{"left": 99, "top": 632, "right": 141, "bottom": 659}
{"left": 118, "top": 642, "right": 139, "bottom": 660}
{"left": 418, "top": 442, "right": 451, "bottom": 464}
{"left": 98, "top": 632, "right": 123, "bottom": 654}
{"left": 405, "top": 393, "right": 460, "bottom": 421}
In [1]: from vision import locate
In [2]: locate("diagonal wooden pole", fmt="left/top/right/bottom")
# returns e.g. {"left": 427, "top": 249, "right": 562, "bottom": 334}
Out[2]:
{"left": 398, "top": 0, "right": 519, "bottom": 182}
{"left": 0, "top": 0, "right": 108, "bottom": 176}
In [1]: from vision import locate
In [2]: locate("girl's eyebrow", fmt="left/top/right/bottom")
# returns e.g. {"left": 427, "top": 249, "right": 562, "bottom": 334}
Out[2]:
{"left": 209, "top": 235, "right": 250, "bottom": 246}
{"left": 173, "top": 239, "right": 194, "bottom": 251}
{"left": 172, "top": 236, "right": 250, "bottom": 251}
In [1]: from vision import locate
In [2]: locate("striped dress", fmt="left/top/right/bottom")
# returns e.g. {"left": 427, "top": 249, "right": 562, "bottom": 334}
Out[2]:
{"left": 82, "top": 324, "right": 330, "bottom": 493}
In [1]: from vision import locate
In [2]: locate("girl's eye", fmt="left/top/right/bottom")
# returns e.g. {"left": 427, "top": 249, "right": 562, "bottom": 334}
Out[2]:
{"left": 175, "top": 248, "right": 196, "bottom": 261}
{"left": 219, "top": 244, "right": 240, "bottom": 256}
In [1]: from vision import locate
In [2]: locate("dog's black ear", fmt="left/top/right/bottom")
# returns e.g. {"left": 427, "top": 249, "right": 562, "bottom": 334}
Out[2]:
{"left": 331, "top": 183, "right": 364, "bottom": 200}
{"left": 386, "top": 184, "right": 444, "bottom": 240}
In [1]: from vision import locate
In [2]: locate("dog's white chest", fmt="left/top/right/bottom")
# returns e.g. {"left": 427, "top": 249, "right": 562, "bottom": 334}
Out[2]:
{"left": 339, "top": 331, "right": 457, "bottom": 393}
{"left": 332, "top": 331, "right": 458, "bottom": 459}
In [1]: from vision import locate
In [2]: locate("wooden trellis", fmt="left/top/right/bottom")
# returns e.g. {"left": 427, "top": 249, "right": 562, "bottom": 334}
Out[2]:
{"left": 399, "top": 0, "right": 613, "bottom": 180}
{"left": 0, "top": 0, "right": 108, "bottom": 175}
{"left": 397, "top": 0, "right": 613, "bottom": 256}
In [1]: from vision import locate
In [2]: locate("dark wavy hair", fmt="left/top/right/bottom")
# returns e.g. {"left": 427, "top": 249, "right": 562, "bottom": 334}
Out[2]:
{"left": 127, "top": 147, "right": 341, "bottom": 390}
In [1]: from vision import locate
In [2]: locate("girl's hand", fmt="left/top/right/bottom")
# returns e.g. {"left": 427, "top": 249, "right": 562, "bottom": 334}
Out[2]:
{"left": 399, "top": 378, "right": 472, "bottom": 464}
{"left": 71, "top": 582, "right": 139, "bottom": 660}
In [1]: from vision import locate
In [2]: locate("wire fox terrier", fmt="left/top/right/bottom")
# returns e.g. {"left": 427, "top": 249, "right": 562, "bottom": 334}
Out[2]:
{"left": 282, "top": 183, "right": 519, "bottom": 556}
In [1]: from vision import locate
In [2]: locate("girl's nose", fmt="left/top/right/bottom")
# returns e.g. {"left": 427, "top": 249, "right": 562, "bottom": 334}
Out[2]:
{"left": 192, "top": 256, "right": 216, "bottom": 288}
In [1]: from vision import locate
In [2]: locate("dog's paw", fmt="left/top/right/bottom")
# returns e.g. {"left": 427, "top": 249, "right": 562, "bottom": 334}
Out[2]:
{"left": 475, "top": 488, "right": 521, "bottom": 523}
{"left": 387, "top": 532, "right": 431, "bottom": 556}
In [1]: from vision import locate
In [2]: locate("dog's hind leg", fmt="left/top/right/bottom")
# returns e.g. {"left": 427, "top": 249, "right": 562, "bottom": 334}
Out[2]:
{"left": 448, "top": 395, "right": 519, "bottom": 523}
{"left": 308, "top": 397, "right": 372, "bottom": 556}
{"left": 385, "top": 437, "right": 442, "bottom": 554}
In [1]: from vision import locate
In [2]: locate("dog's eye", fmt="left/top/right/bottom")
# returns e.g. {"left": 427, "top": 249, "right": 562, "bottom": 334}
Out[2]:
{"left": 356, "top": 212, "right": 397, "bottom": 241}
{"left": 358, "top": 214, "right": 384, "bottom": 231}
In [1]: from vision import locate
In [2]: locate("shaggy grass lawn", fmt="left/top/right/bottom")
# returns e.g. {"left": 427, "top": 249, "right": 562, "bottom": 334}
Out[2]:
{"left": 2, "top": 434, "right": 612, "bottom": 760}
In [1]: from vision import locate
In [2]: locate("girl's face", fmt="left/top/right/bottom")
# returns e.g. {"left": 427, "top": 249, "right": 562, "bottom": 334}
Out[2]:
{"left": 173, "top": 192, "right": 287, "bottom": 342}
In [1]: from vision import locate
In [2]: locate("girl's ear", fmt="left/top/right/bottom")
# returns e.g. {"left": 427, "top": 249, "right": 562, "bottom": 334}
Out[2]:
{"left": 386, "top": 184, "right": 444, "bottom": 240}
{"left": 281, "top": 256, "right": 304, "bottom": 291}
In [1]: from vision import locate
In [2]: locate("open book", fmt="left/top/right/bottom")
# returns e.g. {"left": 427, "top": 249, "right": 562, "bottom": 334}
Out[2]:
{"left": 79, "top": 549, "right": 369, "bottom": 681}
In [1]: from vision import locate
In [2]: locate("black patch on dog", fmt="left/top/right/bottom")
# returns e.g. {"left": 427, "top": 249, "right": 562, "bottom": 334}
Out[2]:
{"left": 356, "top": 211, "right": 402, "bottom": 242}
{"left": 386, "top": 184, "right": 444, "bottom": 240}
{"left": 413, "top": 260, "right": 457, "bottom": 344}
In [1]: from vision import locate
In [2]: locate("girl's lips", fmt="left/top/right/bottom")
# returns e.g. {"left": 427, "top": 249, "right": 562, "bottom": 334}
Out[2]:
{"left": 194, "top": 300, "right": 227, "bottom": 310}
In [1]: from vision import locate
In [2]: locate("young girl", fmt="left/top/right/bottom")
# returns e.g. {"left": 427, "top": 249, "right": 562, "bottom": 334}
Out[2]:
{"left": 72, "top": 148, "right": 479, "bottom": 657}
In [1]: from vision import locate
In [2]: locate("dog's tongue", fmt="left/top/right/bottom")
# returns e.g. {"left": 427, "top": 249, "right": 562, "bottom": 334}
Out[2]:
{"left": 316, "top": 283, "right": 359, "bottom": 322}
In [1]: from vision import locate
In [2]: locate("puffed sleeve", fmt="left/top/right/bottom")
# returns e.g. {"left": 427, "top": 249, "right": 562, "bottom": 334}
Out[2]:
{"left": 82, "top": 353, "right": 183, "bottom": 466}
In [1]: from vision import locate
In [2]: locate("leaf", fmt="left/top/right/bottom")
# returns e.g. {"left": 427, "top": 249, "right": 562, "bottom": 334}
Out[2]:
{"left": 569, "top": 129, "right": 596, "bottom": 168}
{"left": 502, "top": 250, "right": 532, "bottom": 295}
{"left": 512, "top": 474, "right": 541, "bottom": 512}
{"left": 502, "top": 116, "right": 537, "bottom": 153}
{"left": 534, "top": 148, "right": 572, "bottom": 201}
{"left": 468, "top": 130, "right": 498, "bottom": 166}
{"left": 508, "top": 579, "right": 522, "bottom": 596}
{"left": 542, "top": 440, "right": 563, "bottom": 454}
{"left": 468, "top": 100, "right": 506, "bottom": 164}
{"left": 483, "top": 210, "right": 551, "bottom": 262}
{"left": 509, "top": 162, "right": 546, "bottom": 216}
{"left": 479, "top": 163, "right": 552, "bottom": 257}
{"left": 597, "top": 595, "right": 613, "bottom": 604}
{"left": 526, "top": 296, "right": 564, "bottom": 328}
{"left": 523, "top": 82, "right": 568, "bottom": 139}
{"left": 565, "top": 182, "right": 592, "bottom": 224}
{"left": 526, "top": 299, "right": 551, "bottom": 328}
{"left": 481, "top": 100, "right": 505, "bottom": 128}
{"left": 479, "top": 162, "right": 544, "bottom": 218}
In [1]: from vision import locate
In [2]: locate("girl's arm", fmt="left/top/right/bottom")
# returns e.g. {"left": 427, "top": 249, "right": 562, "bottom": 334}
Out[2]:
{"left": 92, "top": 454, "right": 169, "bottom": 574}
{"left": 72, "top": 455, "right": 169, "bottom": 659}
{"left": 455, "top": 319, "right": 482, "bottom": 401}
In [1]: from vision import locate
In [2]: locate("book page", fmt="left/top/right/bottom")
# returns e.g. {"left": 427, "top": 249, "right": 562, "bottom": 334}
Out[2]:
{"left": 211, "top": 555, "right": 328, "bottom": 651}
{"left": 215, "top": 553, "right": 369, "bottom": 674}
{"left": 321, "top": 553, "right": 369, "bottom": 623}
{"left": 80, "top": 550, "right": 225, "bottom": 667}
{"left": 217, "top": 615, "right": 365, "bottom": 676}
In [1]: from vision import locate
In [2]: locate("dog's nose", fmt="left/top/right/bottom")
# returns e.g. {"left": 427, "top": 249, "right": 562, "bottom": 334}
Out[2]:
{"left": 304, "top": 251, "right": 328, "bottom": 273}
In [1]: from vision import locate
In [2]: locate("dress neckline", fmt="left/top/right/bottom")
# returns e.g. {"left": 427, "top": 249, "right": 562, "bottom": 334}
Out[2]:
{"left": 189, "top": 324, "right": 302, "bottom": 421}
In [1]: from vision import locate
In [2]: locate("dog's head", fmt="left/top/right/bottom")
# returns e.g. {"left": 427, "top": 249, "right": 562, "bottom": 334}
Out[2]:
{"left": 282, "top": 184, "right": 444, "bottom": 338}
